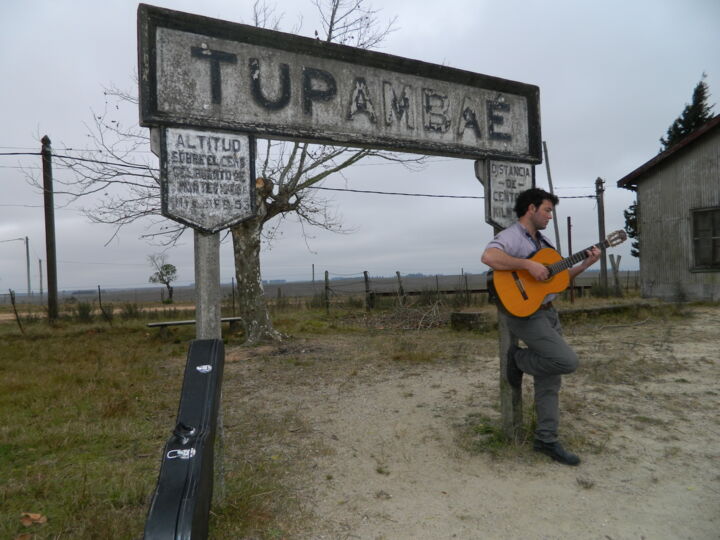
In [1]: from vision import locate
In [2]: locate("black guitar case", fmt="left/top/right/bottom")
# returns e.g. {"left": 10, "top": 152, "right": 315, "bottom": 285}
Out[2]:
{"left": 143, "top": 339, "right": 224, "bottom": 540}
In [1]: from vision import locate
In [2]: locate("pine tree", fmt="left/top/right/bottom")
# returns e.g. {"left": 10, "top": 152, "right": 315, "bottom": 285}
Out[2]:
{"left": 659, "top": 74, "right": 714, "bottom": 151}
{"left": 623, "top": 201, "right": 640, "bottom": 258}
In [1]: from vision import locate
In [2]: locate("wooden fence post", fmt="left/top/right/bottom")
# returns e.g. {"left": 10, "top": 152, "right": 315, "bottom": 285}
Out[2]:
{"left": 567, "top": 216, "right": 575, "bottom": 304}
{"left": 97, "top": 285, "right": 113, "bottom": 325}
{"left": 596, "top": 177, "right": 608, "bottom": 293}
{"left": 231, "top": 277, "right": 236, "bottom": 316}
{"left": 9, "top": 289, "right": 25, "bottom": 335}
{"left": 396, "top": 271, "right": 405, "bottom": 305}
{"left": 324, "top": 271, "right": 330, "bottom": 314}
{"left": 363, "top": 271, "right": 374, "bottom": 310}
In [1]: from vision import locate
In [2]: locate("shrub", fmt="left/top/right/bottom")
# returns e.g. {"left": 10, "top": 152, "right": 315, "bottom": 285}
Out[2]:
{"left": 121, "top": 303, "right": 142, "bottom": 320}
{"left": 75, "top": 302, "right": 94, "bottom": 323}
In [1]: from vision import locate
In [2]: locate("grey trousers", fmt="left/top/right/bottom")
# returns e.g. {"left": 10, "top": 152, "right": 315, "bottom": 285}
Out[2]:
{"left": 504, "top": 307, "right": 578, "bottom": 443}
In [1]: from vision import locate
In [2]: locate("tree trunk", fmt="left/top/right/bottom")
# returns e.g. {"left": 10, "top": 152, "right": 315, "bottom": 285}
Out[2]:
{"left": 230, "top": 215, "right": 283, "bottom": 344}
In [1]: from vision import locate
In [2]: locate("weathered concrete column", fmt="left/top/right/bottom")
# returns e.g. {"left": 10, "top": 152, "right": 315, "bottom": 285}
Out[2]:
{"left": 193, "top": 229, "right": 225, "bottom": 503}
{"left": 497, "top": 311, "right": 523, "bottom": 440}
{"left": 194, "top": 230, "right": 221, "bottom": 340}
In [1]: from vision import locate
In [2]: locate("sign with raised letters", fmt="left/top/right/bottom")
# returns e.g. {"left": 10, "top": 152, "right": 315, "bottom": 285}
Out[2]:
{"left": 138, "top": 4, "right": 541, "bottom": 162}
{"left": 159, "top": 127, "right": 256, "bottom": 233}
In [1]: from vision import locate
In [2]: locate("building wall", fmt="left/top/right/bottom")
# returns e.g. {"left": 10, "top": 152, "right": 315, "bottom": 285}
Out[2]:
{"left": 638, "top": 129, "right": 720, "bottom": 301}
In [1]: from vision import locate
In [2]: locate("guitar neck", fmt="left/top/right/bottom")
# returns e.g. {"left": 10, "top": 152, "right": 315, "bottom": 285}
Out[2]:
{"left": 547, "top": 239, "right": 609, "bottom": 275}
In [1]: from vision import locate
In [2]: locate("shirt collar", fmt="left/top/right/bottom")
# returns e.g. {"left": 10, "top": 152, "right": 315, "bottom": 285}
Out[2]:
{"left": 517, "top": 223, "right": 555, "bottom": 250}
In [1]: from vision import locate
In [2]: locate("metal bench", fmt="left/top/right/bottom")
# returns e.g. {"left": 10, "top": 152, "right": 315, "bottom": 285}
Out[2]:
{"left": 147, "top": 317, "right": 243, "bottom": 336}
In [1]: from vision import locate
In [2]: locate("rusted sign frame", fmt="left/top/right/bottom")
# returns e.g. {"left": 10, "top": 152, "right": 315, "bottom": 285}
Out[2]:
{"left": 158, "top": 127, "right": 257, "bottom": 234}
{"left": 138, "top": 3, "right": 542, "bottom": 162}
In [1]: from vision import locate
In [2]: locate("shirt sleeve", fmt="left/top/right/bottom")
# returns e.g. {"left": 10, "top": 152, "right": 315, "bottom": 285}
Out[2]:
{"left": 485, "top": 233, "right": 510, "bottom": 252}
{"left": 484, "top": 225, "right": 521, "bottom": 256}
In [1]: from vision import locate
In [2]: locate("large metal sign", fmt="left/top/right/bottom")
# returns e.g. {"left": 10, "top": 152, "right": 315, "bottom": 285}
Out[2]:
{"left": 475, "top": 159, "right": 535, "bottom": 230}
{"left": 159, "top": 127, "right": 256, "bottom": 233}
{"left": 138, "top": 4, "right": 541, "bottom": 162}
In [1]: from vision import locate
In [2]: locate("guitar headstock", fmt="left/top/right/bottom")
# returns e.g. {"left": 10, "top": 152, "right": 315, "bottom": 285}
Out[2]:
{"left": 606, "top": 229, "right": 627, "bottom": 247}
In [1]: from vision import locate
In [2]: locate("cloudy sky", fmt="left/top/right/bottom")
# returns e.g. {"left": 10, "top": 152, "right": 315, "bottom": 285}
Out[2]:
{"left": 1, "top": 0, "right": 718, "bottom": 293}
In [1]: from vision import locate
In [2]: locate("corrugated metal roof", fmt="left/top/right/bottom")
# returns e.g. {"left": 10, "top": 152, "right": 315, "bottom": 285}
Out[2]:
{"left": 617, "top": 115, "right": 720, "bottom": 190}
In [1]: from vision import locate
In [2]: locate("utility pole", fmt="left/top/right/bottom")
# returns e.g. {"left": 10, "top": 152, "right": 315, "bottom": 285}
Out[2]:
{"left": 24, "top": 237, "right": 31, "bottom": 297}
{"left": 39, "top": 259, "right": 44, "bottom": 302}
{"left": 41, "top": 136, "right": 59, "bottom": 322}
{"left": 543, "top": 141, "right": 562, "bottom": 253}
{"left": 595, "top": 177, "right": 608, "bottom": 292}
{"left": 567, "top": 216, "right": 575, "bottom": 303}
{"left": 0, "top": 237, "right": 31, "bottom": 299}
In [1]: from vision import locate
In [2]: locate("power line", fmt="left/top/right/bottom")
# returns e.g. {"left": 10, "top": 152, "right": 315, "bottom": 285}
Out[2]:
{"left": 53, "top": 154, "right": 153, "bottom": 170}
{"left": 0, "top": 151, "right": 153, "bottom": 171}
{"left": 310, "top": 186, "right": 484, "bottom": 199}
{"left": 309, "top": 186, "right": 596, "bottom": 200}
{"left": 58, "top": 260, "right": 148, "bottom": 267}
{"left": 1, "top": 151, "right": 597, "bottom": 200}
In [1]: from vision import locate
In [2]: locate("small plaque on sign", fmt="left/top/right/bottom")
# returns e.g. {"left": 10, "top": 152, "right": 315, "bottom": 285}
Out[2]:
{"left": 160, "top": 127, "right": 256, "bottom": 233}
{"left": 476, "top": 160, "right": 535, "bottom": 230}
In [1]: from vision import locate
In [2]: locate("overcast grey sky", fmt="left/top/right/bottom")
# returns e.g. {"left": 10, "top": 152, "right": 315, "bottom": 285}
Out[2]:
{"left": 1, "top": 0, "right": 718, "bottom": 293}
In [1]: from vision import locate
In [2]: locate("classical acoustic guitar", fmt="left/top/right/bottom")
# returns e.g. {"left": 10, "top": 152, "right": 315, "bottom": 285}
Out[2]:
{"left": 488, "top": 229, "right": 627, "bottom": 317}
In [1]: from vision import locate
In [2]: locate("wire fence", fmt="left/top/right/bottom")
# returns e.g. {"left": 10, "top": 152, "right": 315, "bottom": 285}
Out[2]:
{"left": 0, "top": 270, "right": 639, "bottom": 305}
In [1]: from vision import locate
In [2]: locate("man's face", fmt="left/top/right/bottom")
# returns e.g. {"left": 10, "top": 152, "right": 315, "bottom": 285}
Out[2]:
{"left": 529, "top": 199, "right": 554, "bottom": 230}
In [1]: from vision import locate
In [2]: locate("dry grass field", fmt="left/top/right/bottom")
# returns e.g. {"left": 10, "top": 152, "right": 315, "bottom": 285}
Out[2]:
{"left": 1, "top": 295, "right": 718, "bottom": 539}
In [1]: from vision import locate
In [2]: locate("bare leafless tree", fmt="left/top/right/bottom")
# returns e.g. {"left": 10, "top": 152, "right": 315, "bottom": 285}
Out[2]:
{"left": 35, "top": 0, "right": 423, "bottom": 344}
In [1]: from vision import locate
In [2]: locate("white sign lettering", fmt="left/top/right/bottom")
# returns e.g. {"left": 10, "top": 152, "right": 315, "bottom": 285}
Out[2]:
{"left": 160, "top": 127, "right": 256, "bottom": 232}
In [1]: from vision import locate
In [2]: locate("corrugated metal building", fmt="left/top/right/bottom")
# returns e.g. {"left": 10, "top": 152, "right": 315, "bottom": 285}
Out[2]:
{"left": 618, "top": 115, "right": 720, "bottom": 301}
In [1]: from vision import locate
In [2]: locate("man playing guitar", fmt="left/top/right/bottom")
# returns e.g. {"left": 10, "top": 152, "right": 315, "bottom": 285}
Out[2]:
{"left": 481, "top": 187, "right": 601, "bottom": 466}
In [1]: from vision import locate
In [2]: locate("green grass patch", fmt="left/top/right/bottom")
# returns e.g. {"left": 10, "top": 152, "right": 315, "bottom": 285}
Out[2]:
{"left": 0, "top": 321, "right": 191, "bottom": 539}
{"left": 456, "top": 408, "right": 536, "bottom": 459}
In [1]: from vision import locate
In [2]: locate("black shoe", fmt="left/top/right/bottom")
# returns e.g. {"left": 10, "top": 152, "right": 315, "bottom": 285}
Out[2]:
{"left": 533, "top": 439, "right": 581, "bottom": 466}
{"left": 506, "top": 344, "right": 523, "bottom": 388}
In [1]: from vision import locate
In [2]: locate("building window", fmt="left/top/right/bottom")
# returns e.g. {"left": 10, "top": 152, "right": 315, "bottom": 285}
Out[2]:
{"left": 692, "top": 207, "right": 720, "bottom": 270}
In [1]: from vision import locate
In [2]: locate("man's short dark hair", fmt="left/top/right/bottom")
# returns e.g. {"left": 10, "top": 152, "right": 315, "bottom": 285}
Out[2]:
{"left": 514, "top": 188, "right": 559, "bottom": 218}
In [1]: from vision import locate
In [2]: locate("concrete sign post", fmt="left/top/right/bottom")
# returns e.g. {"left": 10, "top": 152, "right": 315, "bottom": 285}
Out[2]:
{"left": 153, "top": 126, "right": 256, "bottom": 339}
{"left": 475, "top": 159, "right": 535, "bottom": 440}
{"left": 157, "top": 126, "right": 256, "bottom": 340}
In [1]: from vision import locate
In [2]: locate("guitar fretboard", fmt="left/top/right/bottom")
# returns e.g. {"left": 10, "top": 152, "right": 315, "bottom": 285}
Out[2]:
{"left": 547, "top": 239, "right": 609, "bottom": 276}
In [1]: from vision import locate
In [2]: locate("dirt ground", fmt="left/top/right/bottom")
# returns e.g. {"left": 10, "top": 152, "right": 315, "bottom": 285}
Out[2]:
{"left": 224, "top": 304, "right": 720, "bottom": 539}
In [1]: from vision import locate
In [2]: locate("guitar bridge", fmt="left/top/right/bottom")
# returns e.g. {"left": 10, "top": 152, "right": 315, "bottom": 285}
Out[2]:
{"left": 511, "top": 271, "right": 529, "bottom": 300}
